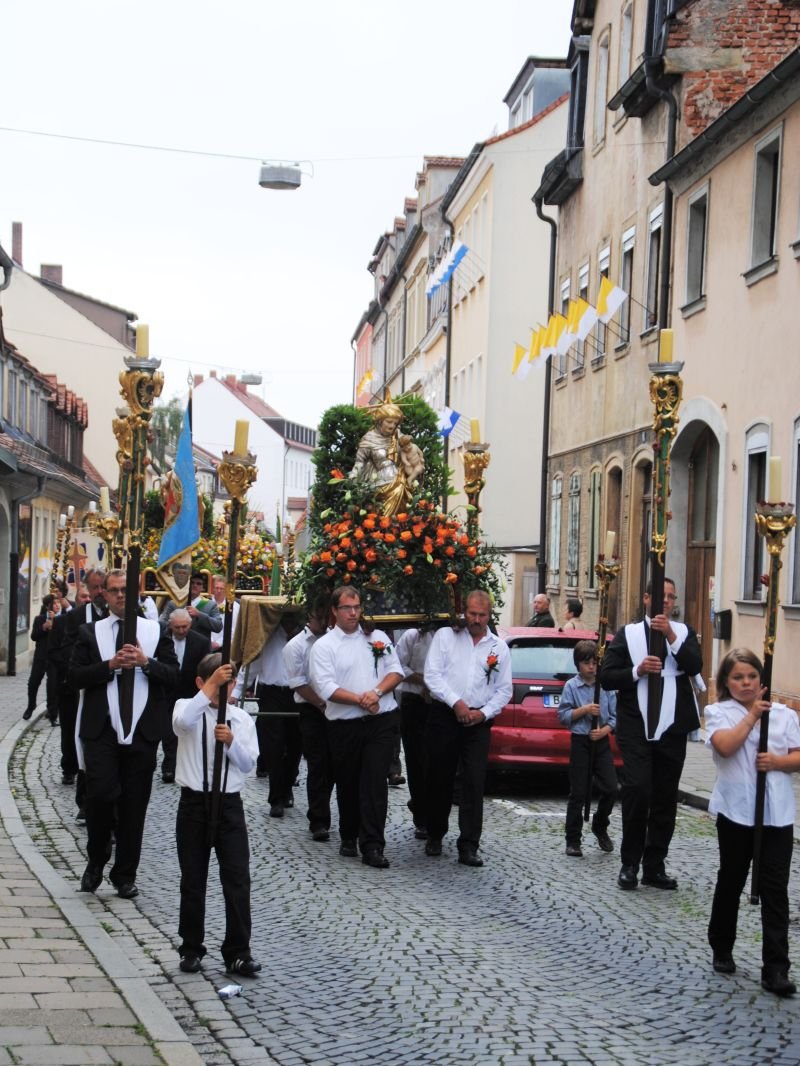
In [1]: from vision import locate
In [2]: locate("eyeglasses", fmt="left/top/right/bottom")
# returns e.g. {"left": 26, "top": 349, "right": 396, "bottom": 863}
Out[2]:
{"left": 105, "top": 588, "right": 126, "bottom": 597}
{"left": 335, "top": 605, "right": 362, "bottom": 613}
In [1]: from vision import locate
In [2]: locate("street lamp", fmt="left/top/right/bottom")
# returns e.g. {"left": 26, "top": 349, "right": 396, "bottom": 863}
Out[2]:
{"left": 258, "top": 160, "right": 313, "bottom": 190}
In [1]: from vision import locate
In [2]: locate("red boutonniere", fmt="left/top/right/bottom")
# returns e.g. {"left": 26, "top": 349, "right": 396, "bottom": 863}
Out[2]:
{"left": 484, "top": 652, "right": 499, "bottom": 683}
{"left": 369, "top": 639, "right": 392, "bottom": 676}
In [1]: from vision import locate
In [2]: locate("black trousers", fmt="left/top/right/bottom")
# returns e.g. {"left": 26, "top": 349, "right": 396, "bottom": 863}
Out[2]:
{"left": 616, "top": 718, "right": 687, "bottom": 872}
{"left": 327, "top": 711, "right": 398, "bottom": 852}
{"left": 425, "top": 700, "right": 491, "bottom": 851}
{"left": 161, "top": 729, "right": 178, "bottom": 776}
{"left": 26, "top": 656, "right": 47, "bottom": 713}
{"left": 58, "top": 686, "right": 80, "bottom": 776}
{"left": 565, "top": 734, "right": 617, "bottom": 844}
{"left": 176, "top": 788, "right": 251, "bottom": 965}
{"left": 257, "top": 684, "right": 302, "bottom": 805}
{"left": 400, "top": 692, "right": 431, "bottom": 828}
{"left": 708, "top": 813, "right": 793, "bottom": 975}
{"left": 298, "top": 703, "right": 334, "bottom": 832}
{"left": 82, "top": 719, "right": 157, "bottom": 885}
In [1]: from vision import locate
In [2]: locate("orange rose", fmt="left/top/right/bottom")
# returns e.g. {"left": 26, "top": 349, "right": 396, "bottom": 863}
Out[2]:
{"left": 384, "top": 533, "right": 396, "bottom": 543}
{"left": 362, "top": 518, "right": 376, "bottom": 530}
{"left": 340, "top": 537, "right": 352, "bottom": 548}
{"left": 444, "top": 572, "right": 458, "bottom": 584}
{"left": 325, "top": 567, "right": 336, "bottom": 576}
{"left": 365, "top": 548, "right": 377, "bottom": 563}
{"left": 336, "top": 553, "right": 347, "bottom": 563}
{"left": 343, "top": 573, "right": 351, "bottom": 583}
{"left": 400, "top": 530, "right": 412, "bottom": 542}
{"left": 346, "top": 560, "right": 357, "bottom": 571}
{"left": 403, "top": 565, "right": 414, "bottom": 575}
{"left": 379, "top": 516, "right": 391, "bottom": 529}
{"left": 445, "top": 546, "right": 456, "bottom": 557}
{"left": 320, "top": 551, "right": 332, "bottom": 564}
{"left": 466, "top": 546, "right": 477, "bottom": 558}
{"left": 397, "top": 549, "right": 407, "bottom": 559}
{"left": 354, "top": 527, "right": 365, "bottom": 540}
{"left": 396, "top": 512, "right": 408, "bottom": 523}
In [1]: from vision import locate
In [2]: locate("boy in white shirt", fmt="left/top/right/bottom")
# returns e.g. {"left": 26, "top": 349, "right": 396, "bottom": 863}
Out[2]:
{"left": 172, "top": 653, "right": 261, "bottom": 978}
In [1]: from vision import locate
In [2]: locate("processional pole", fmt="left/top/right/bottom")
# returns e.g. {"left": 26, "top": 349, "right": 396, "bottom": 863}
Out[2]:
{"left": 584, "top": 534, "right": 620, "bottom": 822}
{"left": 646, "top": 329, "right": 683, "bottom": 739}
{"left": 209, "top": 419, "right": 257, "bottom": 844}
{"left": 749, "top": 468, "right": 795, "bottom": 904}
{"left": 116, "top": 327, "right": 163, "bottom": 721}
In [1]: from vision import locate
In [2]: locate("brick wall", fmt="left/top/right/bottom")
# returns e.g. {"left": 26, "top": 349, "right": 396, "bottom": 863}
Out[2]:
{"left": 668, "top": 0, "right": 800, "bottom": 135}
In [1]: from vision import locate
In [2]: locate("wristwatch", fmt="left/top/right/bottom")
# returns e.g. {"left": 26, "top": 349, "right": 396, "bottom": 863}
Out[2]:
{"left": 374, "top": 687, "right": 383, "bottom": 699}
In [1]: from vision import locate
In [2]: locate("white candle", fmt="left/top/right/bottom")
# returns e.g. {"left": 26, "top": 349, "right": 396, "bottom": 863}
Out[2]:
{"left": 768, "top": 456, "right": 782, "bottom": 502}
{"left": 99, "top": 487, "right": 110, "bottom": 514}
{"left": 136, "top": 324, "right": 149, "bottom": 358}
{"left": 59, "top": 513, "right": 66, "bottom": 529}
{"left": 67, "top": 505, "right": 75, "bottom": 519}
{"left": 88, "top": 501, "right": 97, "bottom": 514}
{"left": 604, "top": 530, "right": 616, "bottom": 559}
{"left": 233, "top": 420, "right": 249, "bottom": 456}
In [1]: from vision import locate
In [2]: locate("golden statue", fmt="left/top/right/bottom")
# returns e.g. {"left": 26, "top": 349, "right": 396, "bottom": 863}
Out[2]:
{"left": 349, "top": 402, "right": 425, "bottom": 516}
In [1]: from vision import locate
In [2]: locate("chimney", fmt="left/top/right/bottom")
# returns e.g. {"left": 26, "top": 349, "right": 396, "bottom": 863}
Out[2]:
{"left": 210, "top": 370, "right": 217, "bottom": 378}
{"left": 40, "top": 264, "right": 63, "bottom": 286}
{"left": 225, "top": 374, "right": 237, "bottom": 387}
{"left": 194, "top": 374, "right": 204, "bottom": 386}
{"left": 12, "top": 222, "right": 22, "bottom": 266}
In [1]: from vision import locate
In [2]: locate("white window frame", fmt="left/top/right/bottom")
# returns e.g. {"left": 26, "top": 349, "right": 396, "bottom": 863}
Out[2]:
{"left": 566, "top": 472, "right": 581, "bottom": 587}
{"left": 549, "top": 475, "right": 563, "bottom": 585}
{"left": 684, "top": 182, "right": 709, "bottom": 306}
{"left": 587, "top": 469, "right": 602, "bottom": 588}
{"left": 643, "top": 204, "right": 663, "bottom": 332}
{"left": 742, "top": 424, "right": 769, "bottom": 600}
{"left": 619, "top": 226, "right": 635, "bottom": 344}
{"left": 749, "top": 124, "right": 782, "bottom": 270}
{"left": 576, "top": 262, "right": 589, "bottom": 369}
{"left": 593, "top": 31, "right": 610, "bottom": 147}
{"left": 557, "top": 277, "right": 571, "bottom": 377}
{"left": 619, "top": 3, "right": 634, "bottom": 86}
{"left": 595, "top": 244, "right": 610, "bottom": 358}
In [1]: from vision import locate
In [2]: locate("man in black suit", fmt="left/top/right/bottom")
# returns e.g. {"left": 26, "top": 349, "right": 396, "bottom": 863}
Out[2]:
{"left": 69, "top": 569, "right": 179, "bottom": 899}
{"left": 160, "top": 608, "right": 211, "bottom": 783}
{"left": 159, "top": 572, "right": 222, "bottom": 640}
{"left": 526, "top": 593, "right": 556, "bottom": 628}
{"left": 600, "top": 578, "right": 702, "bottom": 892}
{"left": 49, "top": 568, "right": 109, "bottom": 789}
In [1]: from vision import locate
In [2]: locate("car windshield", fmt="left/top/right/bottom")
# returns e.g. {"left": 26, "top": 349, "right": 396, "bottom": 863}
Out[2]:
{"left": 510, "top": 643, "right": 579, "bottom": 680}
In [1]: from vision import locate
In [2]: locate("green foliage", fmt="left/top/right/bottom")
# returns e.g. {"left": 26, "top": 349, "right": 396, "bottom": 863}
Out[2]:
{"left": 149, "top": 398, "right": 185, "bottom": 470}
{"left": 143, "top": 490, "right": 164, "bottom": 535}
{"left": 201, "top": 494, "right": 214, "bottom": 538}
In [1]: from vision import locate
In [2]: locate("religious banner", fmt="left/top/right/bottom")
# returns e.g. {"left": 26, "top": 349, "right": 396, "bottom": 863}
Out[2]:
{"left": 156, "top": 402, "right": 200, "bottom": 604}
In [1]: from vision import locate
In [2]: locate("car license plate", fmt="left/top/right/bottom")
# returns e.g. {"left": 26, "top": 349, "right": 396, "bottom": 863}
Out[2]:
{"left": 543, "top": 694, "right": 560, "bottom": 707}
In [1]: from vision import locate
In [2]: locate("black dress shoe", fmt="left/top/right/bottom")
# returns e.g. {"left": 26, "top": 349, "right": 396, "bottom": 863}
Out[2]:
{"left": 388, "top": 773, "right": 406, "bottom": 788}
{"left": 161, "top": 771, "right": 175, "bottom": 784}
{"left": 762, "top": 971, "right": 797, "bottom": 997}
{"left": 425, "top": 839, "right": 442, "bottom": 856}
{"left": 339, "top": 840, "right": 358, "bottom": 857}
{"left": 283, "top": 794, "right": 294, "bottom": 809}
{"left": 311, "top": 828, "right": 330, "bottom": 842}
{"left": 269, "top": 803, "right": 284, "bottom": 818}
{"left": 713, "top": 953, "right": 736, "bottom": 974}
{"left": 22, "top": 708, "right": 33, "bottom": 721}
{"left": 592, "top": 829, "right": 614, "bottom": 853}
{"left": 618, "top": 864, "right": 639, "bottom": 890}
{"left": 414, "top": 826, "right": 429, "bottom": 840}
{"left": 565, "top": 843, "right": 583, "bottom": 857}
{"left": 114, "top": 881, "right": 139, "bottom": 899}
{"left": 179, "top": 952, "right": 202, "bottom": 973}
{"left": 226, "top": 956, "right": 262, "bottom": 978}
{"left": 80, "top": 863, "right": 103, "bottom": 893}
{"left": 362, "top": 850, "right": 390, "bottom": 869}
{"left": 62, "top": 773, "right": 76, "bottom": 786}
{"left": 641, "top": 870, "right": 677, "bottom": 890}
{"left": 256, "top": 769, "right": 268, "bottom": 778}
{"left": 458, "top": 848, "right": 484, "bottom": 867}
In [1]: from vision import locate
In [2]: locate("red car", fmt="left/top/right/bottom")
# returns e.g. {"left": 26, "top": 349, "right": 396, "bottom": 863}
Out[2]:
{"left": 488, "top": 627, "right": 623, "bottom": 772}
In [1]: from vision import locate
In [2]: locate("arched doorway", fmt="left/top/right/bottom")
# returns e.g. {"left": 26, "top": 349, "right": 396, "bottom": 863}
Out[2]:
{"left": 684, "top": 426, "right": 719, "bottom": 701}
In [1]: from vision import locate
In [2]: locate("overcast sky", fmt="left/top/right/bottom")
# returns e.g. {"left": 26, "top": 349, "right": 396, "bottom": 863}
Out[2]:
{"left": 2, "top": 0, "right": 573, "bottom": 435}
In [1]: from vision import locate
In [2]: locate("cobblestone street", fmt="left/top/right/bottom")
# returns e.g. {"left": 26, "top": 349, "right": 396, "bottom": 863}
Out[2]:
{"left": 10, "top": 716, "right": 800, "bottom": 1066}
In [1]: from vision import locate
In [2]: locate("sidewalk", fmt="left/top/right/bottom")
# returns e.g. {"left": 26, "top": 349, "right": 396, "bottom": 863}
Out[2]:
{"left": 0, "top": 672, "right": 204, "bottom": 1066}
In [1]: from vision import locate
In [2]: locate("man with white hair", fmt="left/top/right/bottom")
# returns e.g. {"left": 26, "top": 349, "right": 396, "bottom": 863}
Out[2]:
{"left": 160, "top": 608, "right": 211, "bottom": 783}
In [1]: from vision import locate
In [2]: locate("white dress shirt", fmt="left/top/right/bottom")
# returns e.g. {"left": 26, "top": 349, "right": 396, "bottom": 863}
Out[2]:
{"left": 309, "top": 626, "right": 401, "bottom": 720}
{"left": 211, "top": 599, "right": 240, "bottom": 650}
{"left": 173, "top": 691, "right": 258, "bottom": 793}
{"left": 172, "top": 635, "right": 186, "bottom": 668}
{"left": 251, "top": 626, "right": 290, "bottom": 687}
{"left": 706, "top": 698, "right": 800, "bottom": 827}
{"left": 395, "top": 628, "right": 434, "bottom": 697}
{"left": 283, "top": 626, "right": 324, "bottom": 705}
{"left": 424, "top": 626, "right": 512, "bottom": 721}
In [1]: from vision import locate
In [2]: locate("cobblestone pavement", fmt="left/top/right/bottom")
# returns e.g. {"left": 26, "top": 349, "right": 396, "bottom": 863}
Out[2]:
{"left": 11, "top": 716, "right": 800, "bottom": 1066}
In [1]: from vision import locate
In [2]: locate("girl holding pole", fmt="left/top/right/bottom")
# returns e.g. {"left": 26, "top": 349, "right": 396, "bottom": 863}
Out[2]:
{"left": 706, "top": 648, "right": 800, "bottom": 997}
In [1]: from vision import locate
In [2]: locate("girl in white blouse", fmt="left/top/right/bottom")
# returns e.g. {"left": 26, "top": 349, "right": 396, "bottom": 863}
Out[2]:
{"left": 705, "top": 648, "right": 800, "bottom": 997}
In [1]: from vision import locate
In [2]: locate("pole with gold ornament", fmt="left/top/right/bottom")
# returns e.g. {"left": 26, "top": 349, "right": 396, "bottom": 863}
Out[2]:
{"left": 584, "top": 532, "right": 621, "bottom": 822}
{"left": 208, "top": 420, "right": 257, "bottom": 844}
{"left": 749, "top": 461, "right": 795, "bottom": 904}
{"left": 116, "top": 327, "right": 163, "bottom": 723}
{"left": 92, "top": 487, "right": 120, "bottom": 569}
{"left": 645, "top": 329, "right": 683, "bottom": 739}
{"left": 463, "top": 420, "right": 491, "bottom": 543}
{"left": 50, "top": 512, "right": 68, "bottom": 596}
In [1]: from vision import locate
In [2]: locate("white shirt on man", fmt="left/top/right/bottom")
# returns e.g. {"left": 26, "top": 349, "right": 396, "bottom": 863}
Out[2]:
{"left": 173, "top": 691, "right": 258, "bottom": 793}
{"left": 283, "top": 626, "right": 324, "bottom": 706}
{"left": 706, "top": 698, "right": 800, "bottom": 827}
{"left": 424, "top": 626, "right": 512, "bottom": 721}
{"left": 395, "top": 628, "right": 434, "bottom": 698}
{"left": 309, "top": 625, "right": 401, "bottom": 721}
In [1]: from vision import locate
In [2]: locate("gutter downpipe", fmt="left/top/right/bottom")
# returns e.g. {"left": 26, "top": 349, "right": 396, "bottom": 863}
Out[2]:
{"left": 399, "top": 270, "right": 409, "bottom": 394}
{"left": 533, "top": 191, "right": 558, "bottom": 595}
{"left": 7, "top": 476, "right": 46, "bottom": 675}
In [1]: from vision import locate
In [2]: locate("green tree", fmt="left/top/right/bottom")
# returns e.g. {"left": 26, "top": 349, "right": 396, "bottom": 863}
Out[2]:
{"left": 149, "top": 397, "right": 184, "bottom": 470}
